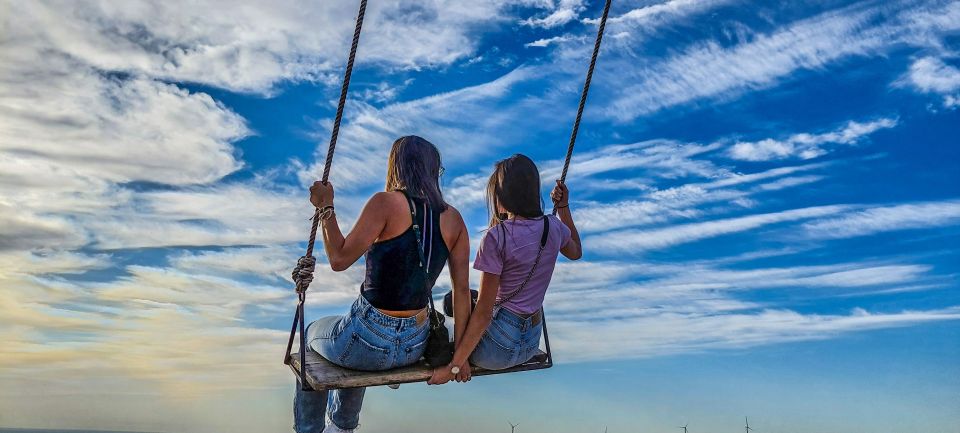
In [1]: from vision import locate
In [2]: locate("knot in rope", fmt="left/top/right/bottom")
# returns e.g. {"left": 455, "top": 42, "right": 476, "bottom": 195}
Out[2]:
{"left": 292, "top": 255, "right": 317, "bottom": 292}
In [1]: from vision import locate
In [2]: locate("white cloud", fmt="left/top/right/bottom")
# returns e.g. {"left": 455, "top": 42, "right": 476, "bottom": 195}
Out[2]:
{"left": 589, "top": 205, "right": 848, "bottom": 253}
{"left": 803, "top": 200, "right": 960, "bottom": 239}
{"left": 901, "top": 56, "right": 960, "bottom": 108}
{"left": 521, "top": 0, "right": 585, "bottom": 28}
{"left": 603, "top": 0, "right": 960, "bottom": 121}
{"left": 550, "top": 305, "right": 960, "bottom": 361}
{"left": 542, "top": 253, "right": 956, "bottom": 361}
{"left": 905, "top": 57, "right": 960, "bottom": 93}
{"left": 587, "top": 0, "right": 735, "bottom": 27}
{"left": 77, "top": 183, "right": 308, "bottom": 249}
{"left": 6, "top": 1, "right": 533, "bottom": 95}
{"left": 526, "top": 35, "right": 581, "bottom": 48}
{"left": 0, "top": 47, "right": 251, "bottom": 251}
{"left": 299, "top": 66, "right": 544, "bottom": 190}
{"left": 728, "top": 118, "right": 898, "bottom": 161}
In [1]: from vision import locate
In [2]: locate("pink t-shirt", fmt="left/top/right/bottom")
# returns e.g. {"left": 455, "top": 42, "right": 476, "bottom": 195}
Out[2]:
{"left": 473, "top": 215, "right": 572, "bottom": 315}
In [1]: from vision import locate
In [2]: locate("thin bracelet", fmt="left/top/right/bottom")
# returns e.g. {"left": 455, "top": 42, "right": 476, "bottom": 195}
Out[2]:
{"left": 555, "top": 204, "right": 569, "bottom": 209}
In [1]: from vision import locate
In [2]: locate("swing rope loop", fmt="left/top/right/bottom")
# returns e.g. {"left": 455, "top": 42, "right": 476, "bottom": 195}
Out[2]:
{"left": 558, "top": 0, "right": 612, "bottom": 185}
{"left": 292, "top": 255, "right": 317, "bottom": 291}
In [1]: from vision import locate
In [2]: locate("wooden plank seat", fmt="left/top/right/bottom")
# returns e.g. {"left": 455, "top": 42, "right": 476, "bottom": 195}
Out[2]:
{"left": 290, "top": 350, "right": 552, "bottom": 391}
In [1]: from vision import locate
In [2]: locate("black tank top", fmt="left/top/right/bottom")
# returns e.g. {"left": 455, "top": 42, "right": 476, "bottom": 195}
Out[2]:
{"left": 361, "top": 195, "right": 449, "bottom": 310}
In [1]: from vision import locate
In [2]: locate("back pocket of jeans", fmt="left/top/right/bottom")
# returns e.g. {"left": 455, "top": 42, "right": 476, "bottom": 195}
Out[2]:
{"left": 488, "top": 318, "right": 519, "bottom": 349}
{"left": 399, "top": 336, "right": 427, "bottom": 366}
{"left": 337, "top": 332, "right": 390, "bottom": 371}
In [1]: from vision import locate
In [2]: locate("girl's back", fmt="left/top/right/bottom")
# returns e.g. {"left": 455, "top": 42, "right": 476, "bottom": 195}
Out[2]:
{"left": 474, "top": 215, "right": 571, "bottom": 315}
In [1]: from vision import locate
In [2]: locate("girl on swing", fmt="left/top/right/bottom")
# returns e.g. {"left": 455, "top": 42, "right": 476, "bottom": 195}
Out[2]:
{"left": 297, "top": 135, "right": 472, "bottom": 433}
{"left": 429, "top": 154, "right": 582, "bottom": 385}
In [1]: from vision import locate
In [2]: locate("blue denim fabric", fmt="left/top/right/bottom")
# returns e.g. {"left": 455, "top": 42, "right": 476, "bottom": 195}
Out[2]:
{"left": 293, "top": 296, "right": 429, "bottom": 433}
{"left": 469, "top": 307, "right": 543, "bottom": 370}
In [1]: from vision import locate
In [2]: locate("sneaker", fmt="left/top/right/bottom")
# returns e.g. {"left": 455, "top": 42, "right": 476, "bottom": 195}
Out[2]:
{"left": 324, "top": 422, "right": 356, "bottom": 433}
{"left": 325, "top": 414, "right": 358, "bottom": 433}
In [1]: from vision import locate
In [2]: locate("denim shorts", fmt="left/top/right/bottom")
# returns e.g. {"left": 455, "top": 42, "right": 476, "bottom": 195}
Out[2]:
{"left": 306, "top": 295, "right": 429, "bottom": 371}
{"left": 469, "top": 307, "right": 543, "bottom": 370}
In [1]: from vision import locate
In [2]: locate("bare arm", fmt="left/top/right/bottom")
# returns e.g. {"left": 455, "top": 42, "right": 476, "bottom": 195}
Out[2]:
{"left": 446, "top": 210, "right": 472, "bottom": 351}
{"left": 552, "top": 180, "right": 582, "bottom": 260}
{"left": 428, "top": 271, "right": 499, "bottom": 385}
{"left": 310, "top": 182, "right": 388, "bottom": 271}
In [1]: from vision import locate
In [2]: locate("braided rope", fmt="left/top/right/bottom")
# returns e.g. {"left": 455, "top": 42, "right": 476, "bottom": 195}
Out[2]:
{"left": 298, "top": 0, "right": 367, "bottom": 294}
{"left": 286, "top": 0, "right": 368, "bottom": 389}
{"left": 558, "top": 0, "right": 612, "bottom": 185}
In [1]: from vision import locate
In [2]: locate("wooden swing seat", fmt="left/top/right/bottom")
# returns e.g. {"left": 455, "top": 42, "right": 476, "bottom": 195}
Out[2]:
{"left": 289, "top": 349, "right": 551, "bottom": 391}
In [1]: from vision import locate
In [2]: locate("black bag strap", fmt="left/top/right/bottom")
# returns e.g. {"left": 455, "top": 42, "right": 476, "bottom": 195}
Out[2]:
{"left": 495, "top": 216, "right": 550, "bottom": 307}
{"left": 403, "top": 191, "right": 439, "bottom": 319}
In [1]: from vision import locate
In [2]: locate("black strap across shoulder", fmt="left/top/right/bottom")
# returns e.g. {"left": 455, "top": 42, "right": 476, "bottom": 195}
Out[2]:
{"left": 495, "top": 216, "right": 549, "bottom": 307}
{"left": 404, "top": 191, "right": 438, "bottom": 314}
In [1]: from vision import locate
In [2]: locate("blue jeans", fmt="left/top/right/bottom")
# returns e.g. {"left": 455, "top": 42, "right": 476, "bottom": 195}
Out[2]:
{"left": 294, "top": 296, "right": 429, "bottom": 432}
{"left": 469, "top": 307, "right": 543, "bottom": 370}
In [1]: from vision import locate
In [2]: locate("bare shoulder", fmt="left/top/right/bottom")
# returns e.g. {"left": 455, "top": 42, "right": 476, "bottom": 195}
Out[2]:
{"left": 369, "top": 191, "right": 408, "bottom": 211}
{"left": 440, "top": 204, "right": 465, "bottom": 228}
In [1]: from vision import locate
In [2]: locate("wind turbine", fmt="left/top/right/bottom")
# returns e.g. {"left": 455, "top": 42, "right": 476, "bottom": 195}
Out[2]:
{"left": 679, "top": 423, "right": 689, "bottom": 433}
{"left": 745, "top": 416, "right": 754, "bottom": 433}
{"left": 509, "top": 421, "right": 519, "bottom": 433}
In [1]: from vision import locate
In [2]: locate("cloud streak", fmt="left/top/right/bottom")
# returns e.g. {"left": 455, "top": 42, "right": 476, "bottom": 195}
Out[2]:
{"left": 728, "top": 118, "right": 898, "bottom": 161}
{"left": 803, "top": 200, "right": 960, "bottom": 239}
{"left": 589, "top": 205, "right": 849, "bottom": 253}
{"left": 603, "top": 0, "right": 960, "bottom": 121}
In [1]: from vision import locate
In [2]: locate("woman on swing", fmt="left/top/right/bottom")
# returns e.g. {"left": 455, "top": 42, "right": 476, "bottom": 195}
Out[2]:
{"left": 296, "top": 135, "right": 472, "bottom": 433}
{"left": 428, "top": 154, "right": 582, "bottom": 385}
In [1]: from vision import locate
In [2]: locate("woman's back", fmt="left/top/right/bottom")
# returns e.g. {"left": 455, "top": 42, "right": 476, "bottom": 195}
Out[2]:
{"left": 474, "top": 214, "right": 571, "bottom": 315}
{"left": 362, "top": 193, "right": 451, "bottom": 311}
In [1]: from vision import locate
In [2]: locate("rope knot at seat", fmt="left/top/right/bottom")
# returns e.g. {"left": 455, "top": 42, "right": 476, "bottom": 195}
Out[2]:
{"left": 292, "top": 255, "right": 317, "bottom": 292}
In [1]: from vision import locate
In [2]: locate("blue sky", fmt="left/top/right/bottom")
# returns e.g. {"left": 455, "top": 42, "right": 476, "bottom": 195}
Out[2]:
{"left": 1, "top": 0, "right": 958, "bottom": 432}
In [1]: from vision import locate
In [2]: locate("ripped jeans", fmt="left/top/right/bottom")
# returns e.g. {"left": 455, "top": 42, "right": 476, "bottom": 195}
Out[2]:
{"left": 294, "top": 295, "right": 428, "bottom": 432}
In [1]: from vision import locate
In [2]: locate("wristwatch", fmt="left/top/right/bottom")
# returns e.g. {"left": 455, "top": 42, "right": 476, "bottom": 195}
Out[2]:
{"left": 450, "top": 364, "right": 461, "bottom": 375}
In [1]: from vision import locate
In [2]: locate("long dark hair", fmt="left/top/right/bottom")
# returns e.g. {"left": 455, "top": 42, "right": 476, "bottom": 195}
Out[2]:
{"left": 486, "top": 154, "right": 543, "bottom": 227}
{"left": 385, "top": 135, "right": 447, "bottom": 211}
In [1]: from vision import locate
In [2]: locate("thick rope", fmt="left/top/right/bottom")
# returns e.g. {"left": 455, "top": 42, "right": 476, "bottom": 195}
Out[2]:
{"left": 298, "top": 0, "right": 369, "bottom": 287}
{"left": 297, "top": 0, "right": 367, "bottom": 292}
{"left": 286, "top": 0, "right": 368, "bottom": 389}
{"left": 558, "top": 0, "right": 612, "bottom": 185}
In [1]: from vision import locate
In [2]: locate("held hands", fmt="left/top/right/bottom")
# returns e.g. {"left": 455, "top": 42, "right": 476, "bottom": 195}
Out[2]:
{"left": 551, "top": 180, "right": 569, "bottom": 209}
{"left": 427, "top": 362, "right": 471, "bottom": 385}
{"left": 309, "top": 181, "right": 334, "bottom": 209}
{"left": 455, "top": 363, "right": 472, "bottom": 383}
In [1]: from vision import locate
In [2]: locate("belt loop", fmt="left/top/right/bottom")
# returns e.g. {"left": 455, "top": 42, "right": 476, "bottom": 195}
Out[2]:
{"left": 361, "top": 297, "right": 372, "bottom": 319}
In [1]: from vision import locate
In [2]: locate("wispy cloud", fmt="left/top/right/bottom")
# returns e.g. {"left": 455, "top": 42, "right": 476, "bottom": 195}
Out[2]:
{"left": 526, "top": 35, "right": 581, "bottom": 48}
{"left": 586, "top": 0, "right": 736, "bottom": 26}
{"left": 521, "top": 0, "right": 586, "bottom": 28}
{"left": 803, "top": 200, "right": 960, "bottom": 239}
{"left": 589, "top": 205, "right": 849, "bottom": 253}
{"left": 544, "top": 253, "right": 957, "bottom": 361}
{"left": 900, "top": 56, "right": 960, "bottom": 108}
{"left": 728, "top": 118, "right": 898, "bottom": 161}
{"left": 602, "top": 0, "right": 960, "bottom": 121}
{"left": 301, "top": 66, "right": 544, "bottom": 190}
{"left": 5, "top": 1, "right": 531, "bottom": 95}
{"left": 551, "top": 305, "right": 960, "bottom": 361}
